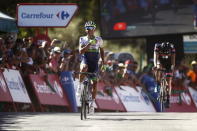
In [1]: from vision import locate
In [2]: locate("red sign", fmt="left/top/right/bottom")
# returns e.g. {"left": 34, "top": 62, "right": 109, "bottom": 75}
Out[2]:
{"left": 33, "top": 34, "right": 51, "bottom": 46}
{"left": 113, "top": 22, "right": 127, "bottom": 31}
{"left": 165, "top": 87, "right": 197, "bottom": 112}
{"left": 0, "top": 72, "right": 13, "bottom": 102}
{"left": 29, "top": 74, "right": 69, "bottom": 106}
{"left": 96, "top": 82, "right": 125, "bottom": 111}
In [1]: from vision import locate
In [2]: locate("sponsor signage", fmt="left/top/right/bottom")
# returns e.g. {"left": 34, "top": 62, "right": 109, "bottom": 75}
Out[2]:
{"left": 60, "top": 71, "right": 78, "bottom": 112}
{"left": 3, "top": 69, "right": 31, "bottom": 103}
{"left": 0, "top": 71, "right": 13, "bottom": 102}
{"left": 29, "top": 74, "right": 69, "bottom": 106}
{"left": 183, "top": 35, "right": 197, "bottom": 53}
{"left": 188, "top": 87, "right": 197, "bottom": 109}
{"left": 115, "top": 86, "right": 156, "bottom": 112}
{"left": 165, "top": 88, "right": 197, "bottom": 112}
{"left": 96, "top": 82, "right": 125, "bottom": 111}
{"left": 17, "top": 3, "right": 78, "bottom": 27}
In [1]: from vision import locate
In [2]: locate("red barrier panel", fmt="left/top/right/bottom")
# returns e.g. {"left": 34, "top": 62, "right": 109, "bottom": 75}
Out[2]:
{"left": 96, "top": 82, "right": 125, "bottom": 111}
{"left": 0, "top": 71, "right": 13, "bottom": 102}
{"left": 165, "top": 86, "right": 197, "bottom": 112}
{"left": 29, "top": 74, "right": 69, "bottom": 106}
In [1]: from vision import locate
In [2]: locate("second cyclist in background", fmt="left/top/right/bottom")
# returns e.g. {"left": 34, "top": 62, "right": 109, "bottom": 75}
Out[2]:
{"left": 153, "top": 42, "right": 176, "bottom": 108}
{"left": 79, "top": 21, "right": 105, "bottom": 114}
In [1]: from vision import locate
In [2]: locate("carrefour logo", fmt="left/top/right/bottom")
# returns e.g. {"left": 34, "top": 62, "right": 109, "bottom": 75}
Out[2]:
{"left": 21, "top": 12, "right": 54, "bottom": 19}
{"left": 56, "top": 11, "right": 69, "bottom": 20}
{"left": 21, "top": 11, "right": 69, "bottom": 20}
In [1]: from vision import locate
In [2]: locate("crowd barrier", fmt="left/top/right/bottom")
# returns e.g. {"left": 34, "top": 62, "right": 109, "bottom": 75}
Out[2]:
{"left": 0, "top": 71, "right": 13, "bottom": 103}
{"left": 28, "top": 74, "right": 70, "bottom": 111}
{"left": 1, "top": 68, "right": 197, "bottom": 112}
{"left": 60, "top": 71, "right": 78, "bottom": 112}
{"left": 164, "top": 86, "right": 197, "bottom": 112}
{"left": 96, "top": 82, "right": 126, "bottom": 112}
{"left": 115, "top": 86, "right": 156, "bottom": 112}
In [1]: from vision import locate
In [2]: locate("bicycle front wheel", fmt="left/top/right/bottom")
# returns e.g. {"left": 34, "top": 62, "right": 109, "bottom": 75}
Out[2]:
{"left": 160, "top": 79, "right": 166, "bottom": 112}
{"left": 81, "top": 89, "right": 86, "bottom": 120}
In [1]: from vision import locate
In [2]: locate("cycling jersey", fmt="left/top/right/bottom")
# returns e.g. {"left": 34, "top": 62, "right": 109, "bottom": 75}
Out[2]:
{"left": 154, "top": 43, "right": 175, "bottom": 73}
{"left": 79, "top": 36, "right": 103, "bottom": 73}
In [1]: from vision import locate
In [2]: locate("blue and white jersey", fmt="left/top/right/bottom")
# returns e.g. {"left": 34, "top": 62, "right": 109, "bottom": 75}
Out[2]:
{"left": 79, "top": 36, "right": 104, "bottom": 52}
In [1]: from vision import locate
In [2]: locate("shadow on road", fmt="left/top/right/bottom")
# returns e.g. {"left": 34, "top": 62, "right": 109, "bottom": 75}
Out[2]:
{"left": 0, "top": 113, "right": 38, "bottom": 131}
{"left": 90, "top": 118, "right": 190, "bottom": 121}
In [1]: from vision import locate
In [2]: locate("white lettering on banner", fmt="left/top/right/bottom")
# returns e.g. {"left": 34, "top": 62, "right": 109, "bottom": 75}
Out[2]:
{"left": 189, "top": 87, "right": 197, "bottom": 108}
{"left": 181, "top": 92, "right": 192, "bottom": 105}
{"left": 3, "top": 69, "right": 31, "bottom": 103}
{"left": 61, "top": 76, "right": 70, "bottom": 84}
{"left": 34, "top": 82, "right": 55, "bottom": 94}
{"left": 121, "top": 93, "right": 140, "bottom": 103}
{"left": 170, "top": 96, "right": 180, "bottom": 104}
{"left": 0, "top": 77, "right": 7, "bottom": 92}
{"left": 17, "top": 76, "right": 27, "bottom": 94}
{"left": 170, "top": 93, "right": 192, "bottom": 105}
{"left": 53, "top": 81, "right": 63, "bottom": 98}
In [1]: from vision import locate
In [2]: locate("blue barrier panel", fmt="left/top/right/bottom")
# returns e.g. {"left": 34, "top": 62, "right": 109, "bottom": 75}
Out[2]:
{"left": 141, "top": 74, "right": 161, "bottom": 112}
{"left": 60, "top": 71, "right": 78, "bottom": 112}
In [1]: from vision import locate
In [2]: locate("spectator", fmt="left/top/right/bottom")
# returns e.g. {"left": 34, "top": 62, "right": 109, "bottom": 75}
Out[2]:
{"left": 49, "top": 39, "right": 61, "bottom": 52}
{"left": 48, "top": 47, "right": 62, "bottom": 74}
{"left": 59, "top": 49, "right": 72, "bottom": 72}
{"left": 187, "top": 60, "right": 197, "bottom": 89}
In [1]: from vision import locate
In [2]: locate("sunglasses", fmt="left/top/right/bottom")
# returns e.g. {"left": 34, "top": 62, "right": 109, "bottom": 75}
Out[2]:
{"left": 85, "top": 26, "right": 95, "bottom": 30}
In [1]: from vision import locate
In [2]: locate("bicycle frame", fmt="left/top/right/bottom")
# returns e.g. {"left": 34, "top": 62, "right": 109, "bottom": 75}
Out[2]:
{"left": 75, "top": 72, "right": 95, "bottom": 120}
{"left": 157, "top": 69, "right": 169, "bottom": 112}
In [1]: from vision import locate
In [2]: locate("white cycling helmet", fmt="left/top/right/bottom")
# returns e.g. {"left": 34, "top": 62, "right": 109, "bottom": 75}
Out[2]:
{"left": 84, "top": 21, "right": 96, "bottom": 29}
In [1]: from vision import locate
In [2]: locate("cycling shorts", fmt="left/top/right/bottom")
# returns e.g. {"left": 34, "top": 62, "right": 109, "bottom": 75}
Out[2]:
{"left": 81, "top": 52, "right": 99, "bottom": 79}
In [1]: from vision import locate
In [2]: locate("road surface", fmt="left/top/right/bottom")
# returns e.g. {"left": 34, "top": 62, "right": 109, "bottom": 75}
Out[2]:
{"left": 0, "top": 112, "right": 197, "bottom": 131}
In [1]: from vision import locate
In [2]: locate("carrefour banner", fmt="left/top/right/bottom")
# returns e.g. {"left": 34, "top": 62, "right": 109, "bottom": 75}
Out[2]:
{"left": 17, "top": 3, "right": 78, "bottom": 27}
{"left": 3, "top": 69, "right": 31, "bottom": 103}
{"left": 115, "top": 86, "right": 156, "bottom": 112}
{"left": 60, "top": 71, "right": 78, "bottom": 112}
{"left": 29, "top": 74, "right": 69, "bottom": 106}
{"left": 0, "top": 71, "right": 13, "bottom": 102}
{"left": 96, "top": 82, "right": 125, "bottom": 111}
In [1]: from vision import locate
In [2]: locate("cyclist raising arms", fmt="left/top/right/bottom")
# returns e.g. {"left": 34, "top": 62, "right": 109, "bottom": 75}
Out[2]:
{"left": 79, "top": 21, "right": 105, "bottom": 114}
{"left": 153, "top": 42, "right": 176, "bottom": 108}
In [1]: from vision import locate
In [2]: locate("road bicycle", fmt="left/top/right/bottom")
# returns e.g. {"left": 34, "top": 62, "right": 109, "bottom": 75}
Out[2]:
{"left": 157, "top": 68, "right": 172, "bottom": 112}
{"left": 75, "top": 72, "right": 96, "bottom": 120}
{"left": 154, "top": 68, "right": 171, "bottom": 112}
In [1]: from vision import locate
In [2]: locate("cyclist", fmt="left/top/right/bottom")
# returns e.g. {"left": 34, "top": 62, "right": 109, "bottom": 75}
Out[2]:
{"left": 153, "top": 42, "right": 176, "bottom": 108}
{"left": 79, "top": 21, "right": 105, "bottom": 114}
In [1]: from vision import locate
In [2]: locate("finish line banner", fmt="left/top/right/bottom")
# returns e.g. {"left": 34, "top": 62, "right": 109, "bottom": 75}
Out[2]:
{"left": 3, "top": 69, "right": 31, "bottom": 103}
